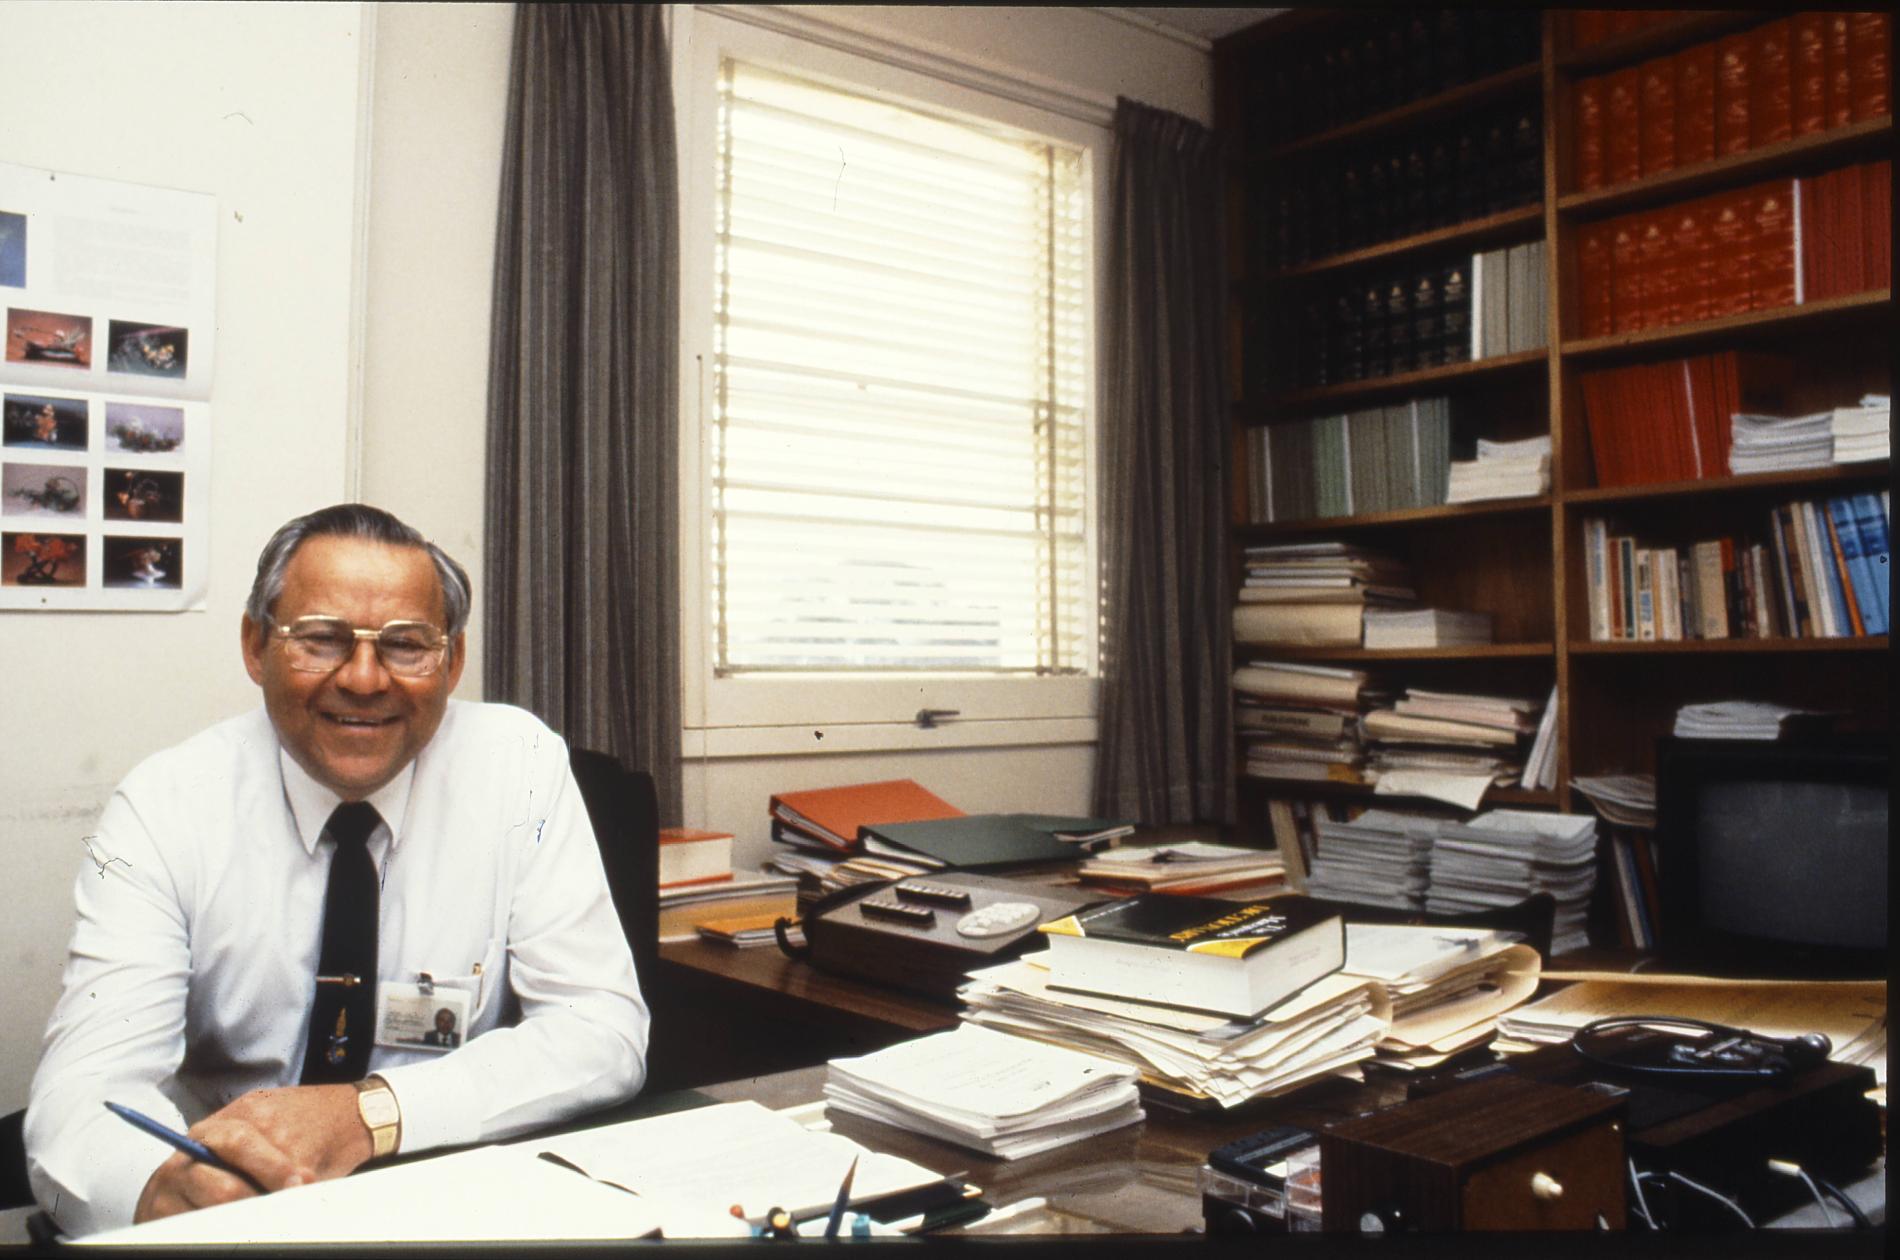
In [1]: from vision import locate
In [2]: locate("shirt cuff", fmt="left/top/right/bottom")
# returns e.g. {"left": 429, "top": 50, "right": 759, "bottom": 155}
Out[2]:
{"left": 371, "top": 1061, "right": 481, "bottom": 1155}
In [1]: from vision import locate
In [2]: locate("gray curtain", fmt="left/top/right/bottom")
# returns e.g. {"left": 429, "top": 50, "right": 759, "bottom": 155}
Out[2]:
{"left": 1092, "top": 98, "right": 1233, "bottom": 826}
{"left": 484, "top": 3, "right": 682, "bottom": 825}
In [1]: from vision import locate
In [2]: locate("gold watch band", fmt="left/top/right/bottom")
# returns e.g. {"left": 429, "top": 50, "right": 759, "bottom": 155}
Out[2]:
{"left": 354, "top": 1075, "right": 401, "bottom": 1159}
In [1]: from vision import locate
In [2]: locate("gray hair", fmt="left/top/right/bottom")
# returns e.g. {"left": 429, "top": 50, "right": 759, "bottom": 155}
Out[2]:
{"left": 246, "top": 504, "right": 472, "bottom": 647}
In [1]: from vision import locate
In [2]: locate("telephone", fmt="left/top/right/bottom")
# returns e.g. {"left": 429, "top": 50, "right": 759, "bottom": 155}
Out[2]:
{"left": 778, "top": 870, "right": 1104, "bottom": 998}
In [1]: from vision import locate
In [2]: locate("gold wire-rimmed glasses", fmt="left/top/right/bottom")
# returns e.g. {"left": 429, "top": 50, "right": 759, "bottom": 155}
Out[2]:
{"left": 268, "top": 615, "right": 449, "bottom": 678}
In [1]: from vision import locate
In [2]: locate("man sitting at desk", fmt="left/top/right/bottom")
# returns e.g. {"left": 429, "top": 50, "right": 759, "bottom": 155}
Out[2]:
{"left": 24, "top": 504, "right": 650, "bottom": 1236}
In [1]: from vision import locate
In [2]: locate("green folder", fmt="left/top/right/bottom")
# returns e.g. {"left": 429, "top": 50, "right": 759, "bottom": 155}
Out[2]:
{"left": 860, "top": 814, "right": 1083, "bottom": 869}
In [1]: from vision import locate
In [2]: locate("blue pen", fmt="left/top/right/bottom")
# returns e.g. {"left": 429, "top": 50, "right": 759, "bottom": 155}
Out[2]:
{"left": 104, "top": 1101, "right": 268, "bottom": 1194}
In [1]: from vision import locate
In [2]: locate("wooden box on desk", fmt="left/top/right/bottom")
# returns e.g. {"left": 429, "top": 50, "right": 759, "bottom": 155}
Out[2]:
{"left": 1319, "top": 1075, "right": 1626, "bottom": 1233}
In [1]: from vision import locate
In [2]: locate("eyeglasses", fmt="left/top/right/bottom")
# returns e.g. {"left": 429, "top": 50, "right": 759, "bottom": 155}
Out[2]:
{"left": 269, "top": 615, "right": 450, "bottom": 678}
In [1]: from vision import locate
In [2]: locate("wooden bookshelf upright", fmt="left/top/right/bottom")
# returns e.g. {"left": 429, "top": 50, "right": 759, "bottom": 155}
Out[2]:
{"left": 1215, "top": 9, "right": 1892, "bottom": 933}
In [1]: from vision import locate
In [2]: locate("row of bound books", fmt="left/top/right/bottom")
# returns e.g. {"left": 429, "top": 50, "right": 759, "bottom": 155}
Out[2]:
{"left": 1573, "top": 12, "right": 1892, "bottom": 193}
{"left": 1472, "top": 241, "right": 1548, "bottom": 359}
{"left": 1578, "top": 349, "right": 1792, "bottom": 487}
{"left": 1581, "top": 492, "right": 1891, "bottom": 642}
{"left": 1242, "top": 397, "right": 1451, "bottom": 524}
{"left": 1603, "top": 824, "right": 1661, "bottom": 952}
{"left": 1574, "top": 160, "right": 1891, "bottom": 340}
{"left": 1246, "top": 9, "right": 1541, "bottom": 147}
{"left": 1274, "top": 260, "right": 1470, "bottom": 389}
{"left": 1258, "top": 105, "right": 1540, "bottom": 272}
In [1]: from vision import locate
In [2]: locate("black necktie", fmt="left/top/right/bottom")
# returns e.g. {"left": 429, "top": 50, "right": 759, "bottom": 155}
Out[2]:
{"left": 300, "top": 802, "right": 382, "bottom": 1084}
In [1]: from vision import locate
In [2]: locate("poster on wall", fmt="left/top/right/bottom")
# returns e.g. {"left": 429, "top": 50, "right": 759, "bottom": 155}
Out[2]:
{"left": 0, "top": 160, "right": 215, "bottom": 611}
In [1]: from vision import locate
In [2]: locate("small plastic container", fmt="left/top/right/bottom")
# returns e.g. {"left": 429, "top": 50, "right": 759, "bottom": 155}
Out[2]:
{"left": 1284, "top": 1144, "right": 1324, "bottom": 1232}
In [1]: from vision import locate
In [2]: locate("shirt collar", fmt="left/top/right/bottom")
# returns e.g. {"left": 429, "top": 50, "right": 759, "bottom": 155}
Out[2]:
{"left": 279, "top": 747, "right": 416, "bottom": 856}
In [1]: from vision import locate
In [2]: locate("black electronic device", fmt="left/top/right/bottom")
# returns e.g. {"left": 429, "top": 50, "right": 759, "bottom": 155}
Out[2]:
{"left": 1655, "top": 734, "right": 1888, "bottom": 978}
{"left": 1571, "top": 1017, "right": 1831, "bottom": 1084}
{"left": 782, "top": 871, "right": 1104, "bottom": 999}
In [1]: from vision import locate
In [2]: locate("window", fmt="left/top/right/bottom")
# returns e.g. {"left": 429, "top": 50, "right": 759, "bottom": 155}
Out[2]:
{"left": 710, "top": 61, "right": 1092, "bottom": 679}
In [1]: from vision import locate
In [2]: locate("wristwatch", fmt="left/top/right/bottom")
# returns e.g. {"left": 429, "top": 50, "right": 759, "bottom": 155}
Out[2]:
{"left": 354, "top": 1075, "right": 401, "bottom": 1159}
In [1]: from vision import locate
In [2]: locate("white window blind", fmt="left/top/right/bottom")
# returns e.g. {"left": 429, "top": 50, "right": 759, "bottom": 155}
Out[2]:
{"left": 711, "top": 59, "right": 1092, "bottom": 676}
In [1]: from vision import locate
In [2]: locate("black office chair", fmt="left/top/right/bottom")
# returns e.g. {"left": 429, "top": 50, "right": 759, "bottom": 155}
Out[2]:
{"left": 567, "top": 748, "right": 661, "bottom": 988}
{"left": 1, "top": 1107, "right": 30, "bottom": 1211}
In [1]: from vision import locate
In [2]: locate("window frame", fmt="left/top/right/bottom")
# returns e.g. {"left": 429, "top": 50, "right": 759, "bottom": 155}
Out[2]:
{"left": 675, "top": 8, "right": 1107, "bottom": 753}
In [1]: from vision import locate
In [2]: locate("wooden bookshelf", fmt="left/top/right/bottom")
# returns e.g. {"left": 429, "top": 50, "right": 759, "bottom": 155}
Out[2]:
{"left": 1217, "top": 8, "right": 1892, "bottom": 948}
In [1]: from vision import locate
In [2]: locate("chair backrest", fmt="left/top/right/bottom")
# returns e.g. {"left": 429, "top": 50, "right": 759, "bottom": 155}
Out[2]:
{"left": 567, "top": 748, "right": 661, "bottom": 984}
{"left": 0, "top": 1107, "right": 30, "bottom": 1211}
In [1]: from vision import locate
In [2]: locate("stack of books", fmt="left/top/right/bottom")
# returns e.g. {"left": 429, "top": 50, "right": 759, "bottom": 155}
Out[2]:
{"left": 825, "top": 1023, "right": 1143, "bottom": 1160}
{"left": 1425, "top": 810, "right": 1599, "bottom": 955}
{"left": 1242, "top": 403, "right": 1451, "bottom": 524}
{"left": 1445, "top": 434, "right": 1549, "bottom": 504}
{"left": 1233, "top": 542, "right": 1415, "bottom": 646}
{"left": 1305, "top": 809, "right": 1438, "bottom": 911}
{"left": 1831, "top": 394, "right": 1891, "bottom": 464}
{"left": 1076, "top": 841, "right": 1285, "bottom": 899}
{"left": 1361, "top": 608, "right": 1493, "bottom": 648}
{"left": 1470, "top": 240, "right": 1546, "bottom": 360}
{"left": 1361, "top": 688, "right": 1542, "bottom": 802}
{"left": 1233, "top": 661, "right": 1375, "bottom": 785}
{"left": 658, "top": 870, "right": 800, "bottom": 945}
{"left": 960, "top": 896, "right": 1384, "bottom": 1109}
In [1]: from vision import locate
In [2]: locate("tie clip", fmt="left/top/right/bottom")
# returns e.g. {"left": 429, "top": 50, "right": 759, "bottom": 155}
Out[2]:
{"left": 316, "top": 973, "right": 363, "bottom": 988}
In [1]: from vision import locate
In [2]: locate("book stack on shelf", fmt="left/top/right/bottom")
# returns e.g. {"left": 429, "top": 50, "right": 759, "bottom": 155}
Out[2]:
{"left": 1672, "top": 698, "right": 1823, "bottom": 740}
{"left": 1571, "top": 13, "right": 1891, "bottom": 196}
{"left": 1471, "top": 240, "right": 1547, "bottom": 359}
{"left": 1581, "top": 491, "right": 1890, "bottom": 641}
{"left": 1445, "top": 434, "right": 1550, "bottom": 503}
{"left": 1243, "top": 398, "right": 1451, "bottom": 523}
{"left": 1733, "top": 394, "right": 1897, "bottom": 472}
{"left": 1361, "top": 688, "right": 1546, "bottom": 807}
{"left": 1305, "top": 809, "right": 1438, "bottom": 910}
{"left": 1579, "top": 350, "right": 1791, "bottom": 486}
{"left": 1233, "top": 542, "right": 1415, "bottom": 646}
{"left": 1233, "top": 661, "right": 1375, "bottom": 786}
{"left": 1831, "top": 393, "right": 1891, "bottom": 462}
{"left": 1362, "top": 608, "right": 1494, "bottom": 649}
{"left": 1425, "top": 810, "right": 1600, "bottom": 955}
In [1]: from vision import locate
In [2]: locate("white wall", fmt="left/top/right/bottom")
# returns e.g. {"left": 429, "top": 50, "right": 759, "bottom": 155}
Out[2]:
{"left": 0, "top": 1, "right": 370, "bottom": 1106}
{"left": 0, "top": 1, "right": 1210, "bottom": 1106}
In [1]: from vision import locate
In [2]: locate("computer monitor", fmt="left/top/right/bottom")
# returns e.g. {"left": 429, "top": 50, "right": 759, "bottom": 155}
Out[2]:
{"left": 1655, "top": 735, "right": 1888, "bottom": 978}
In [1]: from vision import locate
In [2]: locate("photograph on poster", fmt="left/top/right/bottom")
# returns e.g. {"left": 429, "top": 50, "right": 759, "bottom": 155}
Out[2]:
{"left": 105, "top": 401, "right": 185, "bottom": 453}
{"left": 2, "top": 462, "right": 87, "bottom": 518}
{"left": 3, "top": 531, "right": 85, "bottom": 586}
{"left": 102, "top": 535, "right": 182, "bottom": 590}
{"left": 104, "top": 467, "right": 184, "bottom": 523}
{"left": 0, "top": 211, "right": 23, "bottom": 288}
{"left": 6, "top": 307, "right": 92, "bottom": 368}
{"left": 3, "top": 393, "right": 88, "bottom": 450}
{"left": 107, "top": 320, "right": 189, "bottom": 378}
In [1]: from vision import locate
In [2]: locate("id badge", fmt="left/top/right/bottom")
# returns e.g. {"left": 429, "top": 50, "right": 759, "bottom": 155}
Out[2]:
{"left": 374, "top": 978, "right": 474, "bottom": 1052}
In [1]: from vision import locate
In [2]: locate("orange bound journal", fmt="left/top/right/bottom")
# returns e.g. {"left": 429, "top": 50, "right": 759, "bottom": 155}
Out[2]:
{"left": 1639, "top": 55, "right": 1678, "bottom": 177}
{"left": 769, "top": 779, "right": 964, "bottom": 850}
{"left": 1675, "top": 43, "right": 1719, "bottom": 165}
{"left": 1792, "top": 13, "right": 1829, "bottom": 135}
{"left": 1575, "top": 77, "right": 1607, "bottom": 190}
{"left": 1749, "top": 18, "right": 1795, "bottom": 148}
{"left": 1824, "top": 12, "right": 1854, "bottom": 127}
{"left": 1849, "top": 12, "right": 1892, "bottom": 121}
{"left": 1606, "top": 67, "right": 1643, "bottom": 186}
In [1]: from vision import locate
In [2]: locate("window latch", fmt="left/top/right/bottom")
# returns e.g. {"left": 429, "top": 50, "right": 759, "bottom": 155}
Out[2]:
{"left": 915, "top": 708, "right": 961, "bottom": 729}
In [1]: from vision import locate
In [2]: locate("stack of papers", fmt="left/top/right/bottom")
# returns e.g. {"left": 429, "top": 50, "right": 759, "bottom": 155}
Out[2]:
{"left": 825, "top": 1023, "right": 1143, "bottom": 1159}
{"left": 959, "top": 957, "right": 1388, "bottom": 1110}
{"left": 1234, "top": 661, "right": 1375, "bottom": 785}
{"left": 1361, "top": 607, "right": 1494, "bottom": 649}
{"left": 1672, "top": 699, "right": 1815, "bottom": 740}
{"left": 1426, "top": 810, "right": 1599, "bottom": 955}
{"left": 1305, "top": 809, "right": 1437, "bottom": 910}
{"left": 1830, "top": 394, "right": 1891, "bottom": 463}
{"left": 1361, "top": 688, "right": 1543, "bottom": 808}
{"left": 658, "top": 871, "right": 799, "bottom": 945}
{"left": 1569, "top": 773, "right": 1656, "bottom": 828}
{"left": 1729, "top": 410, "right": 1834, "bottom": 473}
{"left": 1445, "top": 435, "right": 1551, "bottom": 504}
{"left": 1342, "top": 924, "right": 1543, "bottom": 1068}
{"left": 1077, "top": 841, "right": 1286, "bottom": 898}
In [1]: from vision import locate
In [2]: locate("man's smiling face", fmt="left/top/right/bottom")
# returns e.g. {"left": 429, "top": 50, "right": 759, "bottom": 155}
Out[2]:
{"left": 241, "top": 535, "right": 465, "bottom": 800}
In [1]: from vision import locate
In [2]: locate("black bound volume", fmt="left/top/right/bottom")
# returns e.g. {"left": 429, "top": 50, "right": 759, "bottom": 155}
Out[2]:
{"left": 1427, "top": 137, "right": 1455, "bottom": 228}
{"left": 1330, "top": 292, "right": 1363, "bottom": 385}
{"left": 1361, "top": 281, "right": 1388, "bottom": 381}
{"left": 1385, "top": 278, "right": 1413, "bottom": 375}
{"left": 1411, "top": 270, "right": 1442, "bottom": 362}
{"left": 1440, "top": 261, "right": 1470, "bottom": 366}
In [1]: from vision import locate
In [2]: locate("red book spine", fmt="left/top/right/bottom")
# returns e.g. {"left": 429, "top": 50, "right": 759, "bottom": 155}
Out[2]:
{"left": 1715, "top": 33, "right": 1754, "bottom": 154}
{"left": 1690, "top": 353, "right": 1724, "bottom": 479}
{"left": 1661, "top": 359, "right": 1696, "bottom": 482}
{"left": 1714, "top": 350, "right": 1738, "bottom": 476}
{"left": 1609, "top": 217, "right": 1645, "bottom": 331}
{"left": 1800, "top": 174, "right": 1831, "bottom": 303}
{"left": 1577, "top": 221, "right": 1616, "bottom": 337}
{"left": 1706, "top": 190, "right": 1755, "bottom": 317}
{"left": 1608, "top": 11, "right": 1645, "bottom": 38}
{"left": 1606, "top": 68, "right": 1643, "bottom": 185}
{"left": 1850, "top": 11, "right": 1892, "bottom": 121}
{"left": 1574, "top": 11, "right": 1609, "bottom": 50}
{"left": 1639, "top": 55, "right": 1679, "bottom": 176}
{"left": 1750, "top": 180, "right": 1798, "bottom": 310}
{"left": 1824, "top": 11, "right": 1855, "bottom": 127}
{"left": 1868, "top": 158, "right": 1893, "bottom": 289}
{"left": 1610, "top": 368, "right": 1644, "bottom": 485}
{"left": 1636, "top": 210, "right": 1673, "bottom": 327}
{"left": 1792, "top": 13, "right": 1830, "bottom": 135}
{"left": 1750, "top": 18, "right": 1795, "bottom": 148}
{"left": 1675, "top": 44, "right": 1719, "bottom": 166}
{"left": 1839, "top": 163, "right": 1867, "bottom": 294}
{"left": 1580, "top": 369, "right": 1621, "bottom": 486}
{"left": 1670, "top": 204, "right": 1711, "bottom": 326}
{"left": 1575, "top": 77, "right": 1607, "bottom": 191}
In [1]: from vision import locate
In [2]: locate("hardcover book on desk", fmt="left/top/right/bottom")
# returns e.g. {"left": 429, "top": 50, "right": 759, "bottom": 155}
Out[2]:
{"left": 1036, "top": 895, "right": 1344, "bottom": 1019}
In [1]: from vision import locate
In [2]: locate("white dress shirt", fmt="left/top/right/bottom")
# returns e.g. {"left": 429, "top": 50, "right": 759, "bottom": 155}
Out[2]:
{"left": 25, "top": 701, "right": 650, "bottom": 1237}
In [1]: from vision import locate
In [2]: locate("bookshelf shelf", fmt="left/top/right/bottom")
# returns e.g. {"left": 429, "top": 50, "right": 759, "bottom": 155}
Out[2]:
{"left": 1569, "top": 636, "right": 1889, "bottom": 656}
{"left": 1270, "top": 206, "right": 1544, "bottom": 282}
{"left": 1557, "top": 116, "right": 1895, "bottom": 221}
{"left": 1267, "top": 62, "right": 1542, "bottom": 160}
{"left": 1562, "top": 463, "right": 1893, "bottom": 507}
{"left": 1239, "top": 496, "right": 1550, "bottom": 539}
{"left": 1553, "top": 10, "right": 1765, "bottom": 74}
{"left": 1560, "top": 289, "right": 1892, "bottom": 363}
{"left": 1240, "top": 643, "right": 1556, "bottom": 662}
{"left": 1259, "top": 348, "right": 1547, "bottom": 413}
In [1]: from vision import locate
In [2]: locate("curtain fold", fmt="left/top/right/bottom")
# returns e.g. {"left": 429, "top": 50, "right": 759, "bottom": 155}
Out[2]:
{"left": 484, "top": 3, "right": 682, "bottom": 824}
{"left": 1092, "top": 98, "right": 1233, "bottom": 826}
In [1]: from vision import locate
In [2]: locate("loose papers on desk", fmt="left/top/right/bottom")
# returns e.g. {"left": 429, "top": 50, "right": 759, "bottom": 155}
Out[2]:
{"left": 81, "top": 1101, "right": 943, "bottom": 1245}
{"left": 825, "top": 1023, "right": 1143, "bottom": 1159}
{"left": 1342, "top": 924, "right": 1542, "bottom": 1065}
{"left": 959, "top": 958, "right": 1389, "bottom": 1110}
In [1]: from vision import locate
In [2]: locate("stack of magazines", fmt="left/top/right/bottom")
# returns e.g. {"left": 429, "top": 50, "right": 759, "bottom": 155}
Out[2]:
{"left": 1425, "top": 810, "right": 1599, "bottom": 955}
{"left": 1304, "top": 809, "right": 1438, "bottom": 910}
